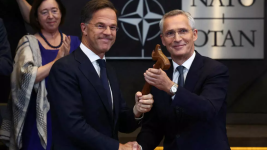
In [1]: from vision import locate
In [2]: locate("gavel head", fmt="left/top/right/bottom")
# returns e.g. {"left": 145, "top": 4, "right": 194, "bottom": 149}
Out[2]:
{"left": 152, "top": 44, "right": 171, "bottom": 70}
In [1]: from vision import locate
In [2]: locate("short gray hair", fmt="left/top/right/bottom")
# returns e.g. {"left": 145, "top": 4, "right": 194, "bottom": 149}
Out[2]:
{"left": 159, "top": 9, "right": 195, "bottom": 33}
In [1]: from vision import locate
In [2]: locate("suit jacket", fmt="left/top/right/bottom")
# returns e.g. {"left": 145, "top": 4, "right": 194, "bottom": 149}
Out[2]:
{"left": 0, "top": 18, "right": 12, "bottom": 76}
{"left": 137, "top": 51, "right": 230, "bottom": 150}
{"left": 47, "top": 47, "right": 140, "bottom": 150}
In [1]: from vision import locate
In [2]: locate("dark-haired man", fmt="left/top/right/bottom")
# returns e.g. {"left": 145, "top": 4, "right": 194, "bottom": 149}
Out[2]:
{"left": 47, "top": 0, "right": 153, "bottom": 150}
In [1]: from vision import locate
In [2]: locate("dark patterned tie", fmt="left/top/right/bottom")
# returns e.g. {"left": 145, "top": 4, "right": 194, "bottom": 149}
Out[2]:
{"left": 177, "top": 66, "right": 184, "bottom": 87}
{"left": 97, "top": 59, "right": 112, "bottom": 109}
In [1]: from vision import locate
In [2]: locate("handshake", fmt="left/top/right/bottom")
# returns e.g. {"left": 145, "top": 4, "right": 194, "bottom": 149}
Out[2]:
{"left": 119, "top": 141, "right": 141, "bottom": 150}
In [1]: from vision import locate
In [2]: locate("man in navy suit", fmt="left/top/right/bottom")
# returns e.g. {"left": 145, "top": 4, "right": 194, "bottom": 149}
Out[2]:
{"left": 136, "top": 10, "right": 230, "bottom": 150}
{"left": 47, "top": 0, "right": 153, "bottom": 150}
{"left": 0, "top": 18, "right": 12, "bottom": 76}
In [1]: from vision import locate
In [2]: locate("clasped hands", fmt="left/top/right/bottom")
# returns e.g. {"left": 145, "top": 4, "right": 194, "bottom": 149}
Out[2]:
{"left": 119, "top": 142, "right": 141, "bottom": 150}
{"left": 119, "top": 68, "right": 172, "bottom": 150}
{"left": 118, "top": 92, "right": 152, "bottom": 150}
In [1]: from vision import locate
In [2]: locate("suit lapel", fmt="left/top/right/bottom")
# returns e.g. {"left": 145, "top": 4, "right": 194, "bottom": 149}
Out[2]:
{"left": 184, "top": 51, "right": 203, "bottom": 92}
{"left": 74, "top": 48, "right": 113, "bottom": 120}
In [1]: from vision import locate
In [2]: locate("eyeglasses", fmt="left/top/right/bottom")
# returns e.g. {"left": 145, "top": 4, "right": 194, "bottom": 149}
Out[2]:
{"left": 40, "top": 8, "right": 59, "bottom": 16}
{"left": 163, "top": 29, "right": 194, "bottom": 38}
{"left": 87, "top": 23, "right": 119, "bottom": 32}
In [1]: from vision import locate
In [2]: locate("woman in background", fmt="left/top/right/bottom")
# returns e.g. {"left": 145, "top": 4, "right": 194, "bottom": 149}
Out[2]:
{"left": 0, "top": 0, "right": 80, "bottom": 150}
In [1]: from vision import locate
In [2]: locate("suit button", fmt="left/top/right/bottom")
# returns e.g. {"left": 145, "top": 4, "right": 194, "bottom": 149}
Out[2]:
{"left": 176, "top": 134, "right": 180, "bottom": 138}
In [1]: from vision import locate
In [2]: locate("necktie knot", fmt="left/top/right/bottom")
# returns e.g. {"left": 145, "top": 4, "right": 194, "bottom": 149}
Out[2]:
{"left": 97, "top": 59, "right": 106, "bottom": 68}
{"left": 177, "top": 66, "right": 184, "bottom": 75}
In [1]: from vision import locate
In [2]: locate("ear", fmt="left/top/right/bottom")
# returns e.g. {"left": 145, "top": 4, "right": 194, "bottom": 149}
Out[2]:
{"left": 193, "top": 29, "right": 198, "bottom": 42}
{"left": 160, "top": 34, "right": 166, "bottom": 46}
{"left": 80, "top": 23, "right": 88, "bottom": 36}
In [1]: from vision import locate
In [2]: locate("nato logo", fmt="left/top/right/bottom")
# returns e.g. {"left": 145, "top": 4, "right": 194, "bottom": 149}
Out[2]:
{"left": 119, "top": 0, "right": 164, "bottom": 46}
{"left": 107, "top": 0, "right": 168, "bottom": 59}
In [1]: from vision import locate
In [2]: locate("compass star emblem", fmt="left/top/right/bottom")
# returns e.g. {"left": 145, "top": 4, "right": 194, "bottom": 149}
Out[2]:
{"left": 119, "top": 0, "right": 165, "bottom": 46}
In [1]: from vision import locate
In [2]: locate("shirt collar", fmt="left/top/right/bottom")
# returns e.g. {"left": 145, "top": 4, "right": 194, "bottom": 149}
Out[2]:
{"left": 80, "top": 43, "right": 106, "bottom": 62}
{"left": 172, "top": 51, "right": 196, "bottom": 71}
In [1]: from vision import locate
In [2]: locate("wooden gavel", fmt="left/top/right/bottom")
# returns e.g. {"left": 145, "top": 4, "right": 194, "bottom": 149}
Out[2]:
{"left": 141, "top": 44, "right": 171, "bottom": 95}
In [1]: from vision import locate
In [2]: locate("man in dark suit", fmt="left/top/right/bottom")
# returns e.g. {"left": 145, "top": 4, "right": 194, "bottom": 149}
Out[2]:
{"left": 0, "top": 18, "right": 12, "bottom": 76}
{"left": 136, "top": 10, "right": 230, "bottom": 150}
{"left": 47, "top": 0, "right": 153, "bottom": 150}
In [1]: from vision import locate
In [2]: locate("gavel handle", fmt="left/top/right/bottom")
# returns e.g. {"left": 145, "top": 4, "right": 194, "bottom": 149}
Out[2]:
{"left": 141, "top": 61, "right": 161, "bottom": 95}
{"left": 141, "top": 82, "right": 151, "bottom": 95}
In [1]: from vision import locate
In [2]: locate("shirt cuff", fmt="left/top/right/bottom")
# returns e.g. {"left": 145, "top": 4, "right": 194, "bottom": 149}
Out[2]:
{"left": 133, "top": 105, "right": 144, "bottom": 120}
{"left": 135, "top": 113, "right": 144, "bottom": 120}
{"left": 139, "top": 144, "right": 143, "bottom": 150}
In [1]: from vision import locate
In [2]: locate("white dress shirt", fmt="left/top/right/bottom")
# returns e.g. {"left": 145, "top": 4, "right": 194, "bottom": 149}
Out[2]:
{"left": 80, "top": 43, "right": 114, "bottom": 108}
{"left": 80, "top": 43, "right": 144, "bottom": 121}
{"left": 172, "top": 51, "right": 196, "bottom": 100}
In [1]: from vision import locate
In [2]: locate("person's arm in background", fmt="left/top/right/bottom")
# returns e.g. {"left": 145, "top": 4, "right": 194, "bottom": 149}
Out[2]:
{"left": 34, "top": 36, "right": 71, "bottom": 83}
{"left": 16, "top": 0, "right": 32, "bottom": 23}
{"left": 0, "top": 19, "right": 13, "bottom": 76}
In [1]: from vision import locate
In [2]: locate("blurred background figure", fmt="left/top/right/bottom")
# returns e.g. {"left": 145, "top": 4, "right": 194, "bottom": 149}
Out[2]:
{"left": 0, "top": 19, "right": 12, "bottom": 144}
{"left": 0, "top": 0, "right": 33, "bottom": 103}
{"left": 0, "top": 18, "right": 12, "bottom": 77}
{"left": 0, "top": 0, "right": 80, "bottom": 150}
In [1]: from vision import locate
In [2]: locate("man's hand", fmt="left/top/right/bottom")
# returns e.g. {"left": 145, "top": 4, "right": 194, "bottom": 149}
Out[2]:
{"left": 144, "top": 68, "right": 174, "bottom": 94}
{"left": 133, "top": 92, "right": 154, "bottom": 118}
{"left": 119, "top": 141, "right": 141, "bottom": 150}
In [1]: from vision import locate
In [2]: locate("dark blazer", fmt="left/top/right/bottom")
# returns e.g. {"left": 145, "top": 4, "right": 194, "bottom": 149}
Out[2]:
{"left": 47, "top": 47, "right": 140, "bottom": 150}
{"left": 0, "top": 18, "right": 12, "bottom": 76}
{"left": 137, "top": 51, "right": 230, "bottom": 150}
